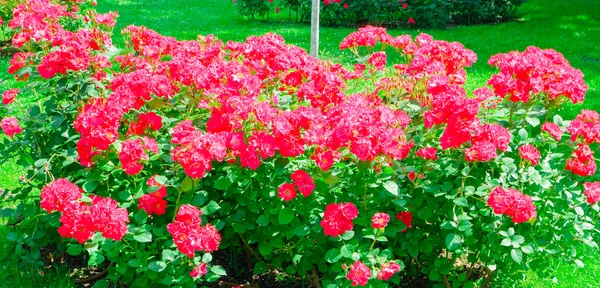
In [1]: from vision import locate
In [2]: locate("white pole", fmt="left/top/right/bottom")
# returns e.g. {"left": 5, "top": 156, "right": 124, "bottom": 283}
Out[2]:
{"left": 310, "top": 0, "right": 319, "bottom": 59}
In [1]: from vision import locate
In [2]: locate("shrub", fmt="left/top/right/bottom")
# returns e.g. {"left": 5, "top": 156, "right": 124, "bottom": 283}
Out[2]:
{"left": 1, "top": 1, "right": 598, "bottom": 288}
{"left": 231, "top": 0, "right": 526, "bottom": 28}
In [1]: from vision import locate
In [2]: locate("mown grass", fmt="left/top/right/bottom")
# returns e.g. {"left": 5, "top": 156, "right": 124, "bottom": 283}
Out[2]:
{"left": 1, "top": 0, "right": 600, "bottom": 287}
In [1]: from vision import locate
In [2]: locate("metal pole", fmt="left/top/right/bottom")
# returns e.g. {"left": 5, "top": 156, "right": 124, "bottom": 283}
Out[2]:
{"left": 310, "top": 0, "right": 319, "bottom": 59}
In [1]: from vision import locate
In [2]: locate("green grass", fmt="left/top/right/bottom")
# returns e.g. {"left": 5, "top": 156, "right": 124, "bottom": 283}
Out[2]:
{"left": 2, "top": 0, "right": 600, "bottom": 286}
{"left": 520, "top": 245, "right": 600, "bottom": 288}
{"left": 0, "top": 217, "right": 76, "bottom": 288}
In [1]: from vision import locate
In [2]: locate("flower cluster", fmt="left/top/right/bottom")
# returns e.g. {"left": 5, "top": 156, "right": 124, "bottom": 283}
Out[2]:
{"left": 488, "top": 46, "right": 587, "bottom": 103}
{"left": 371, "top": 212, "right": 390, "bottom": 229}
{"left": 320, "top": 202, "right": 358, "bottom": 237}
{"left": 567, "top": 110, "right": 600, "bottom": 144}
{"left": 518, "top": 144, "right": 541, "bottom": 166}
{"left": 167, "top": 204, "right": 221, "bottom": 258}
{"left": 1, "top": 117, "right": 22, "bottom": 138}
{"left": 584, "top": 182, "right": 600, "bottom": 205}
{"left": 395, "top": 211, "right": 413, "bottom": 232}
{"left": 464, "top": 123, "right": 511, "bottom": 162}
{"left": 2, "top": 88, "right": 18, "bottom": 105}
{"left": 416, "top": 147, "right": 438, "bottom": 161}
{"left": 40, "top": 179, "right": 129, "bottom": 243}
{"left": 565, "top": 143, "right": 596, "bottom": 177}
{"left": 487, "top": 186, "right": 537, "bottom": 223}
{"left": 376, "top": 261, "right": 402, "bottom": 281}
{"left": 346, "top": 261, "right": 371, "bottom": 286}
{"left": 138, "top": 175, "right": 168, "bottom": 215}
{"left": 542, "top": 122, "right": 564, "bottom": 141}
{"left": 277, "top": 170, "right": 315, "bottom": 201}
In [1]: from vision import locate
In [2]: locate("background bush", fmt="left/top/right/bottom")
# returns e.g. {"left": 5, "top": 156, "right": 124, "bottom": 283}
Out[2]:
{"left": 233, "top": 0, "right": 527, "bottom": 28}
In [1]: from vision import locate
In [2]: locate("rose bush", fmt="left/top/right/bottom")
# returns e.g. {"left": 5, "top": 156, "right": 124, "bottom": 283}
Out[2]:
{"left": 1, "top": 0, "right": 599, "bottom": 287}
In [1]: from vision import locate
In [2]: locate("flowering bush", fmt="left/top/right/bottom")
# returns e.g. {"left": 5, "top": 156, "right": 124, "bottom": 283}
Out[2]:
{"left": 1, "top": 1, "right": 599, "bottom": 287}
{"left": 231, "top": 0, "right": 526, "bottom": 28}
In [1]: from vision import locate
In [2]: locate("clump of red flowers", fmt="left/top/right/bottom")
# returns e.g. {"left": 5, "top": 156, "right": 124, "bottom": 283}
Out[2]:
{"left": 584, "top": 182, "right": 600, "bottom": 205}
{"left": 488, "top": 46, "right": 587, "bottom": 103}
{"left": 1, "top": 117, "right": 22, "bottom": 138}
{"left": 138, "top": 175, "right": 168, "bottom": 215}
{"left": 320, "top": 202, "right": 358, "bottom": 237}
{"left": 377, "top": 261, "right": 402, "bottom": 281}
{"left": 290, "top": 169, "right": 315, "bottom": 197}
{"left": 371, "top": 212, "right": 390, "bottom": 229}
{"left": 40, "top": 179, "right": 130, "bottom": 243}
{"left": 518, "top": 144, "right": 541, "bottom": 166}
{"left": 167, "top": 204, "right": 221, "bottom": 258}
{"left": 416, "top": 147, "right": 438, "bottom": 161}
{"left": 2, "top": 88, "right": 19, "bottom": 105}
{"left": 567, "top": 110, "right": 600, "bottom": 144}
{"left": 542, "top": 122, "right": 563, "bottom": 141}
{"left": 346, "top": 260, "right": 371, "bottom": 286}
{"left": 565, "top": 143, "right": 596, "bottom": 177}
{"left": 395, "top": 211, "right": 412, "bottom": 232}
{"left": 277, "top": 183, "right": 297, "bottom": 202}
{"left": 487, "top": 186, "right": 536, "bottom": 223}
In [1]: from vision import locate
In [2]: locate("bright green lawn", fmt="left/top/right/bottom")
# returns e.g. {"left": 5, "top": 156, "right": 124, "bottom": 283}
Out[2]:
{"left": 1, "top": 0, "right": 600, "bottom": 287}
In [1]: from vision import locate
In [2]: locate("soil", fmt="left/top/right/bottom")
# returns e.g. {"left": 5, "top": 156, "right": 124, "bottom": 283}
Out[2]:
{"left": 36, "top": 241, "right": 437, "bottom": 288}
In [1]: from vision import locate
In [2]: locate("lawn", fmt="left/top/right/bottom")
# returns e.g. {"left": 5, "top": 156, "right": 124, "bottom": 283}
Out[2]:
{"left": 1, "top": 0, "right": 600, "bottom": 287}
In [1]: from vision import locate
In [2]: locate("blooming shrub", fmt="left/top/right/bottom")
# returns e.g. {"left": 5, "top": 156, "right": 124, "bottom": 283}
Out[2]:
{"left": 1, "top": 1, "right": 599, "bottom": 288}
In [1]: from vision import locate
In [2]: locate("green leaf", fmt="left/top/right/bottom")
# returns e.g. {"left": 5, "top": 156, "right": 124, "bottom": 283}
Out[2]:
{"left": 181, "top": 177, "right": 194, "bottom": 192}
{"left": 154, "top": 175, "right": 168, "bottom": 185}
{"left": 66, "top": 244, "right": 83, "bottom": 256}
{"left": 521, "top": 245, "right": 534, "bottom": 254}
{"left": 202, "top": 253, "right": 213, "bottom": 263}
{"left": 325, "top": 248, "right": 342, "bottom": 263}
{"left": 501, "top": 238, "right": 512, "bottom": 247}
{"left": 518, "top": 128, "right": 528, "bottom": 140}
{"left": 574, "top": 259, "right": 584, "bottom": 268}
{"left": 254, "top": 261, "right": 268, "bottom": 274}
{"left": 553, "top": 114, "right": 563, "bottom": 125}
{"left": 457, "top": 221, "right": 472, "bottom": 232}
{"left": 259, "top": 242, "right": 273, "bottom": 256}
{"left": 511, "top": 248, "right": 523, "bottom": 264}
{"left": 526, "top": 116, "right": 540, "bottom": 127}
{"left": 453, "top": 197, "right": 468, "bottom": 207}
{"left": 213, "top": 176, "right": 232, "bottom": 191}
{"left": 93, "top": 280, "right": 109, "bottom": 288}
{"left": 201, "top": 201, "right": 221, "bottom": 215}
{"left": 134, "top": 209, "right": 148, "bottom": 224}
{"left": 383, "top": 180, "right": 399, "bottom": 196}
{"left": 445, "top": 233, "right": 461, "bottom": 251}
{"left": 582, "top": 223, "right": 594, "bottom": 230}
{"left": 191, "top": 193, "right": 207, "bottom": 207}
{"left": 34, "top": 159, "right": 48, "bottom": 167}
{"left": 128, "top": 259, "right": 142, "bottom": 267}
{"left": 88, "top": 252, "right": 105, "bottom": 266}
{"left": 6, "top": 232, "right": 17, "bottom": 242}
{"left": 212, "top": 266, "right": 227, "bottom": 276}
{"left": 162, "top": 249, "right": 176, "bottom": 261}
{"left": 278, "top": 208, "right": 294, "bottom": 225}
{"left": 340, "top": 230, "right": 354, "bottom": 240}
{"left": 341, "top": 244, "right": 354, "bottom": 258}
{"left": 83, "top": 181, "right": 97, "bottom": 193}
{"left": 148, "top": 261, "right": 167, "bottom": 272}
{"left": 133, "top": 231, "right": 152, "bottom": 243}
{"left": 256, "top": 215, "right": 270, "bottom": 227}
{"left": 293, "top": 225, "right": 310, "bottom": 236}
